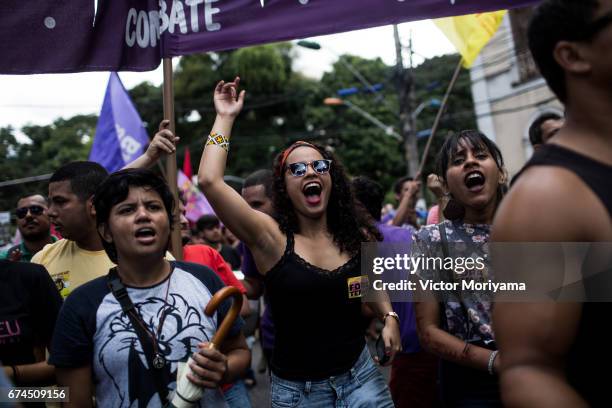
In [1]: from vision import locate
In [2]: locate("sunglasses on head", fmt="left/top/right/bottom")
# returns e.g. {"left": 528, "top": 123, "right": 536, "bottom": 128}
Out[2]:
{"left": 16, "top": 205, "right": 45, "bottom": 219}
{"left": 286, "top": 159, "right": 332, "bottom": 177}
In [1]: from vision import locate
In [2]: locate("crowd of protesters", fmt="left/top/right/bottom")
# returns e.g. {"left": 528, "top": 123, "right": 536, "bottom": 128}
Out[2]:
{"left": 1, "top": 1, "right": 611, "bottom": 407}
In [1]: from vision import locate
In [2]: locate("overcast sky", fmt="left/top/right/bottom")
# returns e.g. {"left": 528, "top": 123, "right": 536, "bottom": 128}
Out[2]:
{"left": 0, "top": 20, "right": 455, "bottom": 138}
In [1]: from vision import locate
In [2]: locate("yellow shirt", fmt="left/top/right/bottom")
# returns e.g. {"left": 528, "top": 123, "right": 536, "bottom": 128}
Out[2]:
{"left": 31, "top": 239, "right": 174, "bottom": 298}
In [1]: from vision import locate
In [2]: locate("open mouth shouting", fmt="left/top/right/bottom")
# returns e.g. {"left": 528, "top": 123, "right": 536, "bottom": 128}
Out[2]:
{"left": 464, "top": 170, "right": 486, "bottom": 193}
{"left": 134, "top": 226, "right": 157, "bottom": 245}
{"left": 302, "top": 181, "right": 322, "bottom": 206}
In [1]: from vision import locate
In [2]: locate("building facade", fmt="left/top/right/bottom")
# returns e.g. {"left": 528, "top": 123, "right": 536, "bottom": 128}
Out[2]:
{"left": 470, "top": 7, "right": 563, "bottom": 177}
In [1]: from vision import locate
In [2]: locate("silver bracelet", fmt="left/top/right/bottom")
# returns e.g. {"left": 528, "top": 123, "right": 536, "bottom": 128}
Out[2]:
{"left": 487, "top": 350, "right": 499, "bottom": 375}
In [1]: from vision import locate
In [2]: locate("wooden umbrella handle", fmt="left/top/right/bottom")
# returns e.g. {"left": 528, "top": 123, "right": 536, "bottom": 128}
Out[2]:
{"left": 204, "top": 286, "right": 243, "bottom": 350}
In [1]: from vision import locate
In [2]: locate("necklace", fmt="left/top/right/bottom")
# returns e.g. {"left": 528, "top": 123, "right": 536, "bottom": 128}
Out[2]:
{"left": 128, "top": 269, "right": 174, "bottom": 370}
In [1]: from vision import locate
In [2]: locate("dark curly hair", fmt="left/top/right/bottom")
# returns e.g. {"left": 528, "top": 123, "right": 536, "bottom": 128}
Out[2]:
{"left": 272, "top": 142, "right": 381, "bottom": 255}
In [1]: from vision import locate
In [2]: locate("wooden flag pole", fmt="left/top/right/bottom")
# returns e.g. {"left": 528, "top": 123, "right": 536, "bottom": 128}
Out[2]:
{"left": 162, "top": 57, "right": 183, "bottom": 260}
{"left": 417, "top": 59, "right": 463, "bottom": 176}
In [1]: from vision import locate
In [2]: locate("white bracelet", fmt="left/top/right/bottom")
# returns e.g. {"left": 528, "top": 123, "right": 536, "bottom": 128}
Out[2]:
{"left": 487, "top": 350, "right": 499, "bottom": 375}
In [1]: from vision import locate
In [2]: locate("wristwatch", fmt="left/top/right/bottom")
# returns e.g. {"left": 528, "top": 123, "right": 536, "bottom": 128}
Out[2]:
{"left": 382, "top": 311, "right": 400, "bottom": 325}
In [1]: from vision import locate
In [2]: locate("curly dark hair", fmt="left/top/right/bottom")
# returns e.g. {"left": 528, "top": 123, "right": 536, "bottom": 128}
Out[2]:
{"left": 272, "top": 142, "right": 381, "bottom": 255}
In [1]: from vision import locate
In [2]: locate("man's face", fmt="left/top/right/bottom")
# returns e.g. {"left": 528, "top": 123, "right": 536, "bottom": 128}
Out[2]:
{"left": 200, "top": 225, "right": 222, "bottom": 244}
{"left": 48, "top": 181, "right": 92, "bottom": 241}
{"left": 16, "top": 195, "right": 51, "bottom": 241}
{"left": 242, "top": 185, "right": 273, "bottom": 216}
{"left": 540, "top": 118, "right": 564, "bottom": 144}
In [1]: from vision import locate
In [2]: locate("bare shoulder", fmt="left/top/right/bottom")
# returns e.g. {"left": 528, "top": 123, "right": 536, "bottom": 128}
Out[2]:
{"left": 493, "top": 302, "right": 582, "bottom": 364}
{"left": 494, "top": 166, "right": 610, "bottom": 242}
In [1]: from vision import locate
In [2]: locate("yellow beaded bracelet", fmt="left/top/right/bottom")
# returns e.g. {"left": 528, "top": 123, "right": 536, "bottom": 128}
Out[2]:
{"left": 206, "top": 131, "right": 230, "bottom": 152}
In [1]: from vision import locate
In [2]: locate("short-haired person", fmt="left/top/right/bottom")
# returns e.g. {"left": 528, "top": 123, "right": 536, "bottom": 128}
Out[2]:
{"left": 493, "top": 1, "right": 612, "bottom": 406}
{"left": 198, "top": 78, "right": 398, "bottom": 407}
{"left": 414, "top": 130, "right": 508, "bottom": 406}
{"left": 239, "top": 169, "right": 277, "bottom": 370}
{"left": 352, "top": 176, "right": 438, "bottom": 408}
{"left": 241, "top": 169, "right": 274, "bottom": 216}
{"left": 529, "top": 112, "right": 564, "bottom": 149}
{"left": 196, "top": 214, "right": 241, "bottom": 270}
{"left": 31, "top": 161, "right": 110, "bottom": 297}
{"left": 1, "top": 194, "right": 57, "bottom": 262}
{"left": 49, "top": 168, "right": 249, "bottom": 407}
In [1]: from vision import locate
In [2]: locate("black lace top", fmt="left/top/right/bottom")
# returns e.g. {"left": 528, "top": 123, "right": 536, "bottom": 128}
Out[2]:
{"left": 264, "top": 232, "right": 365, "bottom": 380}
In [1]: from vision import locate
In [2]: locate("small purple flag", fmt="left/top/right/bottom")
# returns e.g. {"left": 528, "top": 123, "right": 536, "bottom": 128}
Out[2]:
{"left": 89, "top": 72, "right": 150, "bottom": 172}
{"left": 1, "top": 0, "right": 540, "bottom": 74}
{"left": 178, "top": 170, "right": 215, "bottom": 223}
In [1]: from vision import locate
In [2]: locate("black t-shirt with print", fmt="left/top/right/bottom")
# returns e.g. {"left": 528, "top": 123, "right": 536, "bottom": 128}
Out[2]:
{"left": 0, "top": 260, "right": 63, "bottom": 367}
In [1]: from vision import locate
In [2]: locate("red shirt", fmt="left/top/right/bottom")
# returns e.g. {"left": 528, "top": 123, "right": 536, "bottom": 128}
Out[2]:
{"left": 183, "top": 245, "right": 246, "bottom": 294}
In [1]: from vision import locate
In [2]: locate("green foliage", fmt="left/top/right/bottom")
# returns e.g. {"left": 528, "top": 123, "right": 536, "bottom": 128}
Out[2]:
{"left": 0, "top": 115, "right": 95, "bottom": 211}
{"left": 1, "top": 43, "right": 476, "bottom": 213}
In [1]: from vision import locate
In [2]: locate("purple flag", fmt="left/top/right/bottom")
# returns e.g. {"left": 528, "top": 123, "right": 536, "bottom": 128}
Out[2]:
{"left": 89, "top": 72, "right": 150, "bottom": 172}
{"left": 178, "top": 170, "right": 215, "bottom": 222}
{"left": 1, "top": 0, "right": 539, "bottom": 74}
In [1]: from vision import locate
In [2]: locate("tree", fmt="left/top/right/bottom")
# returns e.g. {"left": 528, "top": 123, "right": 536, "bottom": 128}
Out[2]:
{"left": 0, "top": 116, "right": 95, "bottom": 211}
{"left": 1, "top": 46, "right": 477, "bottom": 213}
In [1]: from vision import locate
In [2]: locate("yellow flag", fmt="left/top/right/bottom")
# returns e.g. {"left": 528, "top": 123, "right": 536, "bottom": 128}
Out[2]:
{"left": 433, "top": 11, "right": 507, "bottom": 68}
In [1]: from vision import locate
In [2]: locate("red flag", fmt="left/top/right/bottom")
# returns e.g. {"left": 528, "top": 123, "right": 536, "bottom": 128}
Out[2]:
{"left": 183, "top": 148, "right": 193, "bottom": 180}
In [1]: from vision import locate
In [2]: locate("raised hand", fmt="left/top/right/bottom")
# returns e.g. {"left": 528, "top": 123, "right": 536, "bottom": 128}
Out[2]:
{"left": 144, "top": 119, "right": 180, "bottom": 161}
{"left": 213, "top": 77, "right": 246, "bottom": 118}
{"left": 402, "top": 180, "right": 422, "bottom": 200}
{"left": 122, "top": 119, "right": 180, "bottom": 170}
{"left": 427, "top": 173, "right": 446, "bottom": 199}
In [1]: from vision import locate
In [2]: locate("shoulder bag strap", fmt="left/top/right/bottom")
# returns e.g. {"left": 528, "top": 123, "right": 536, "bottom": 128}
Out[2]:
{"left": 107, "top": 267, "right": 170, "bottom": 405}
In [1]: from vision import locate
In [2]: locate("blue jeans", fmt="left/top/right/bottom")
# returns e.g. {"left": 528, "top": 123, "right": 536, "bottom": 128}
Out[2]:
{"left": 270, "top": 346, "right": 394, "bottom": 408}
{"left": 223, "top": 379, "right": 252, "bottom": 408}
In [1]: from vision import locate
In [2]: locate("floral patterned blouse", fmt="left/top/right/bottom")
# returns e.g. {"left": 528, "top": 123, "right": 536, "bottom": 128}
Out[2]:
{"left": 412, "top": 220, "right": 494, "bottom": 343}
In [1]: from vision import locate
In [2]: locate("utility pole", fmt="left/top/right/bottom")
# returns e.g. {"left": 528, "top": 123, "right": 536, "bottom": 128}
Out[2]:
{"left": 394, "top": 25, "right": 419, "bottom": 177}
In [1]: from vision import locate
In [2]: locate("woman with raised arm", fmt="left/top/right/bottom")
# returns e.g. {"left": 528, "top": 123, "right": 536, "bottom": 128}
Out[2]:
{"left": 199, "top": 78, "right": 399, "bottom": 407}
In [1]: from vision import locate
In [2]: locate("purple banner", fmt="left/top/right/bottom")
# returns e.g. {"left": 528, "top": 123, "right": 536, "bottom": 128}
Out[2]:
{"left": 0, "top": 0, "right": 540, "bottom": 74}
